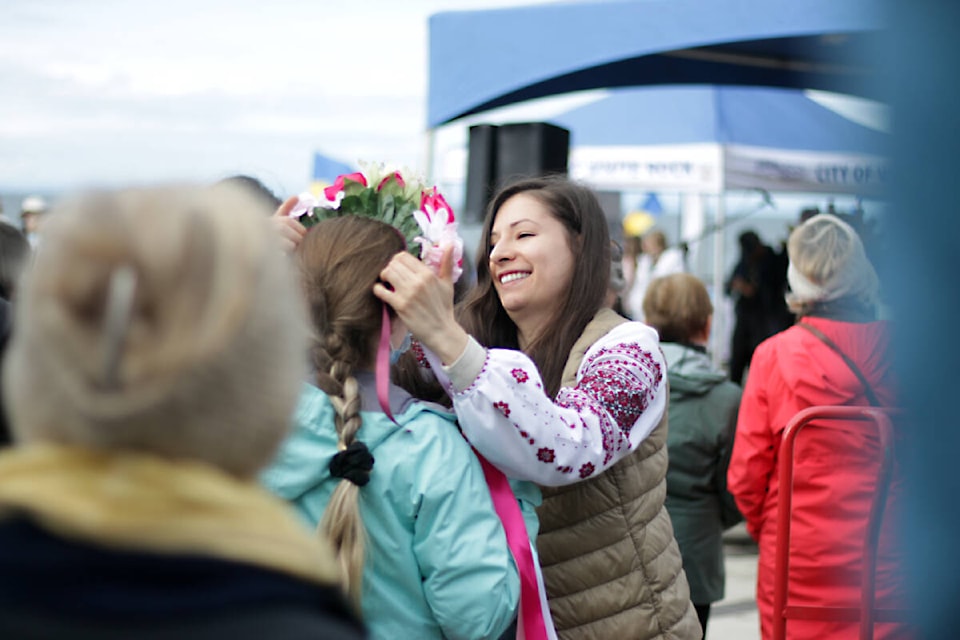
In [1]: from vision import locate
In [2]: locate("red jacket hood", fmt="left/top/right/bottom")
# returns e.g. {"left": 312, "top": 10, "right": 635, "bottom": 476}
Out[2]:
{"left": 774, "top": 317, "right": 896, "bottom": 407}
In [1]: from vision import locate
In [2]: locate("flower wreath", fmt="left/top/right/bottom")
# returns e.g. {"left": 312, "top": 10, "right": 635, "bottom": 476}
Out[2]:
{"left": 289, "top": 163, "right": 463, "bottom": 282}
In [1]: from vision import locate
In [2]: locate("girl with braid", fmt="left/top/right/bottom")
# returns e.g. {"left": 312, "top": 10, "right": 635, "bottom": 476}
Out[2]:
{"left": 263, "top": 169, "right": 524, "bottom": 640}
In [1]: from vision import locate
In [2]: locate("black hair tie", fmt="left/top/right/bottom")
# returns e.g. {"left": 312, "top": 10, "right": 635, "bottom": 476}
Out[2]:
{"left": 329, "top": 441, "right": 375, "bottom": 487}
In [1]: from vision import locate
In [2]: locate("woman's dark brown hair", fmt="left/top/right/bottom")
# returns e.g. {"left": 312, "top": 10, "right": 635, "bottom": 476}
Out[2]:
{"left": 458, "top": 176, "right": 611, "bottom": 397}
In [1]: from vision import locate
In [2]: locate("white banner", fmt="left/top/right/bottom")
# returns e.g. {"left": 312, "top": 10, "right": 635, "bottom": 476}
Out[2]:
{"left": 724, "top": 145, "right": 888, "bottom": 196}
{"left": 568, "top": 144, "right": 722, "bottom": 193}
{"left": 437, "top": 140, "right": 888, "bottom": 197}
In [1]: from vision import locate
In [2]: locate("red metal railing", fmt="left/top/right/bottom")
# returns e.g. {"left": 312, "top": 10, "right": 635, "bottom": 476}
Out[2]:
{"left": 772, "top": 405, "right": 906, "bottom": 640}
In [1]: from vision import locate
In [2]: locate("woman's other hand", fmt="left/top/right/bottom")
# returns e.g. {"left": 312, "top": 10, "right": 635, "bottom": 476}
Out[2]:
{"left": 270, "top": 196, "right": 307, "bottom": 253}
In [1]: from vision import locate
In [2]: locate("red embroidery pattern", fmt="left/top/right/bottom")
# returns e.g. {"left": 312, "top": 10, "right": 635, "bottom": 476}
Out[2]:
{"left": 454, "top": 349, "right": 490, "bottom": 396}
{"left": 411, "top": 340, "right": 430, "bottom": 369}
{"left": 465, "top": 339, "right": 662, "bottom": 482}
{"left": 553, "top": 341, "right": 663, "bottom": 466}
{"left": 515, "top": 427, "right": 535, "bottom": 445}
{"left": 511, "top": 368, "right": 529, "bottom": 383}
{"left": 578, "top": 343, "right": 663, "bottom": 434}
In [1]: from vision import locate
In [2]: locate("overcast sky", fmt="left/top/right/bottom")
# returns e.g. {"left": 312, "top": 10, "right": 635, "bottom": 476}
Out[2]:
{"left": 0, "top": 0, "right": 555, "bottom": 195}
{"left": 1, "top": 0, "right": 888, "bottom": 207}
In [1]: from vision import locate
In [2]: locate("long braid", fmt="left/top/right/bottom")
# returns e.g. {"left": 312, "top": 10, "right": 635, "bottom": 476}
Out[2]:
{"left": 317, "top": 337, "right": 367, "bottom": 608}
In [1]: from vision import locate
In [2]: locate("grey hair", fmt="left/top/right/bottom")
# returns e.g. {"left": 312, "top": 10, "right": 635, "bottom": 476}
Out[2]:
{"left": 785, "top": 213, "right": 879, "bottom": 315}
{"left": 3, "top": 184, "right": 308, "bottom": 478}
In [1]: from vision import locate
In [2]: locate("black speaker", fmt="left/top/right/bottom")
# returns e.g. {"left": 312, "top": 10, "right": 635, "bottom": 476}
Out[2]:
{"left": 463, "top": 122, "right": 571, "bottom": 224}
{"left": 463, "top": 124, "right": 499, "bottom": 224}
{"left": 495, "top": 122, "right": 570, "bottom": 188}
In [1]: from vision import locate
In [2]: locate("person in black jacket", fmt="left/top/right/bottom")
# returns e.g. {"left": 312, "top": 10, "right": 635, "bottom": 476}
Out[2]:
{"left": 0, "top": 185, "right": 364, "bottom": 639}
{"left": 725, "top": 230, "right": 793, "bottom": 384}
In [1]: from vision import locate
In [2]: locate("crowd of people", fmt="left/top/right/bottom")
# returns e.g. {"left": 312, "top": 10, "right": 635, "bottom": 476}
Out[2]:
{"left": 0, "top": 171, "right": 908, "bottom": 640}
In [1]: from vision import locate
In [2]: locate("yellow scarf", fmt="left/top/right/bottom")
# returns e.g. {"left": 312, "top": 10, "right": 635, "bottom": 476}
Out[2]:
{"left": 0, "top": 444, "right": 341, "bottom": 588}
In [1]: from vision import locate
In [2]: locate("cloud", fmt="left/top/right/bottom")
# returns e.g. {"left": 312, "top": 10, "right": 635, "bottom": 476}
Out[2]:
{"left": 0, "top": 1, "right": 431, "bottom": 189}
{"left": 0, "top": 0, "right": 557, "bottom": 191}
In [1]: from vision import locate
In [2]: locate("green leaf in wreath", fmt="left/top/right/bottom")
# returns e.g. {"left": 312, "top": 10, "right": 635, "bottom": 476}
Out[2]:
{"left": 338, "top": 194, "right": 363, "bottom": 215}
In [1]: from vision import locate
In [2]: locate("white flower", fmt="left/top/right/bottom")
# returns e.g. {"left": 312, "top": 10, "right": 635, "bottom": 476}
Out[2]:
{"left": 414, "top": 204, "right": 464, "bottom": 283}
{"left": 288, "top": 190, "right": 340, "bottom": 218}
{"left": 358, "top": 159, "right": 426, "bottom": 201}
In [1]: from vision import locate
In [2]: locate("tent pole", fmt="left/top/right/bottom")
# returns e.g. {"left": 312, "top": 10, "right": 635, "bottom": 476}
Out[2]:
{"left": 424, "top": 128, "right": 437, "bottom": 185}
{"left": 711, "top": 191, "right": 726, "bottom": 370}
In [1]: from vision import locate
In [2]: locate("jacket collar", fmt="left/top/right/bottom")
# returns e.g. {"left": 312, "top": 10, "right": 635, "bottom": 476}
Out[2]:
{"left": 0, "top": 444, "right": 341, "bottom": 587}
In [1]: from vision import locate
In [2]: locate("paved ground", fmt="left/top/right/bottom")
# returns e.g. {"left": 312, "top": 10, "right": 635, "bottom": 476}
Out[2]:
{"left": 708, "top": 525, "right": 761, "bottom": 640}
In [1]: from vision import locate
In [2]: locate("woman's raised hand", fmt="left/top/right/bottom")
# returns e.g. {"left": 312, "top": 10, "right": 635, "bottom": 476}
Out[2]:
{"left": 270, "top": 195, "right": 307, "bottom": 253}
{"left": 374, "top": 246, "right": 469, "bottom": 366}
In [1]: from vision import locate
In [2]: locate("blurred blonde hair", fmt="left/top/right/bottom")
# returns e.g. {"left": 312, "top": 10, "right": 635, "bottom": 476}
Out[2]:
{"left": 643, "top": 273, "right": 713, "bottom": 343}
{"left": 297, "top": 215, "right": 405, "bottom": 608}
{"left": 642, "top": 229, "right": 668, "bottom": 254}
{"left": 785, "top": 213, "right": 879, "bottom": 315}
{"left": 3, "top": 184, "right": 307, "bottom": 478}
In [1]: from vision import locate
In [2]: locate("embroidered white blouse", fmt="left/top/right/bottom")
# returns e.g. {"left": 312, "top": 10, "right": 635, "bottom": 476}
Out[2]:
{"left": 428, "top": 321, "right": 667, "bottom": 487}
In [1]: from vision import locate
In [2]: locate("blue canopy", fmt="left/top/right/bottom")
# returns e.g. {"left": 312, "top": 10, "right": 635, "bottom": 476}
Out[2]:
{"left": 551, "top": 85, "right": 886, "bottom": 154}
{"left": 428, "top": 0, "right": 883, "bottom": 127}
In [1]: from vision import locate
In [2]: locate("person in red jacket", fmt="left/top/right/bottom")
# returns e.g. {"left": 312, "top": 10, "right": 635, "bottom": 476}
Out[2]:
{"left": 728, "top": 213, "right": 911, "bottom": 639}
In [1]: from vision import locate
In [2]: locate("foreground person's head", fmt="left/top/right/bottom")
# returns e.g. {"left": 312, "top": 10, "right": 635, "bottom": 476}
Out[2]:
{"left": 3, "top": 185, "right": 307, "bottom": 478}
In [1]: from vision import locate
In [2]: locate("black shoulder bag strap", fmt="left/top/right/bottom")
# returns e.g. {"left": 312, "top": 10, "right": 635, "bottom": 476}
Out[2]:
{"left": 797, "top": 322, "right": 882, "bottom": 407}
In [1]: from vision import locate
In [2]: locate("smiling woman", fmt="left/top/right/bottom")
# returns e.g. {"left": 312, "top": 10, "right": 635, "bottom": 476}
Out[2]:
{"left": 488, "top": 192, "right": 576, "bottom": 348}
{"left": 375, "top": 176, "right": 702, "bottom": 640}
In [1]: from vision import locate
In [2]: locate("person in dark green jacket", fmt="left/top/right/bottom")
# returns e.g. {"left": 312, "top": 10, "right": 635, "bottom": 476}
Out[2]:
{"left": 643, "top": 273, "right": 743, "bottom": 639}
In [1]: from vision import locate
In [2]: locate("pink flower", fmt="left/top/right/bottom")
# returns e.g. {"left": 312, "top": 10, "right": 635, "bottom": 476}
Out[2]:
{"left": 493, "top": 401, "right": 511, "bottom": 418}
{"left": 537, "top": 448, "right": 556, "bottom": 463}
{"left": 417, "top": 237, "right": 464, "bottom": 283}
{"left": 323, "top": 172, "right": 368, "bottom": 201}
{"left": 288, "top": 192, "right": 321, "bottom": 218}
{"left": 511, "top": 368, "right": 529, "bottom": 384}
{"left": 419, "top": 187, "right": 454, "bottom": 223}
{"left": 376, "top": 171, "right": 405, "bottom": 192}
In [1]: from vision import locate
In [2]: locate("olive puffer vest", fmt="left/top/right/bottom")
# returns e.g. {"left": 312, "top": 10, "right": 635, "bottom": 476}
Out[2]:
{"left": 536, "top": 308, "right": 701, "bottom": 640}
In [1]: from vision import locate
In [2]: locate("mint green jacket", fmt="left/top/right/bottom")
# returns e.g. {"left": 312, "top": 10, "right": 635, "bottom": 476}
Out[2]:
{"left": 262, "top": 376, "right": 520, "bottom": 640}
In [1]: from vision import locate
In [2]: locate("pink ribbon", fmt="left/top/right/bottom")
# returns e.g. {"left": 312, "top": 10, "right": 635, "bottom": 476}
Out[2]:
{"left": 477, "top": 453, "right": 549, "bottom": 640}
{"left": 376, "top": 304, "right": 398, "bottom": 424}
{"left": 383, "top": 324, "right": 549, "bottom": 638}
